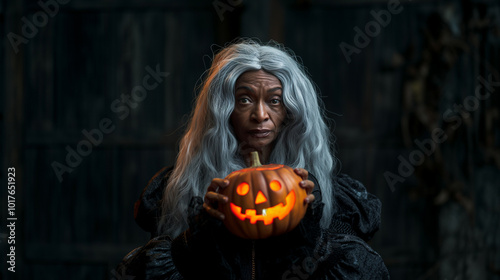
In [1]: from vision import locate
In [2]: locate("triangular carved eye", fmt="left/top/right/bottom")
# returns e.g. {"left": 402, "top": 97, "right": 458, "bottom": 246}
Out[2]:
{"left": 270, "top": 180, "right": 281, "bottom": 191}
{"left": 255, "top": 191, "right": 267, "bottom": 204}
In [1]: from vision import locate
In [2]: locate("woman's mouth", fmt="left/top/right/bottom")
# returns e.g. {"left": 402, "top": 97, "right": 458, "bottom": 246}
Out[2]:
{"left": 248, "top": 130, "right": 271, "bottom": 138}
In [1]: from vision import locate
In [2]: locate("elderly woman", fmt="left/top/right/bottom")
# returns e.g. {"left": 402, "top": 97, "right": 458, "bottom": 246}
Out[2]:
{"left": 117, "top": 40, "right": 389, "bottom": 279}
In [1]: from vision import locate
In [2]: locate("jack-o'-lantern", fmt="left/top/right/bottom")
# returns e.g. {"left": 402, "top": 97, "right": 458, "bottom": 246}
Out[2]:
{"left": 219, "top": 151, "right": 308, "bottom": 239}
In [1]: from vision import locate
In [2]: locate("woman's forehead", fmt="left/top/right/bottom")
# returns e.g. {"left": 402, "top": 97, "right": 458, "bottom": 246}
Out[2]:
{"left": 235, "top": 70, "right": 282, "bottom": 88}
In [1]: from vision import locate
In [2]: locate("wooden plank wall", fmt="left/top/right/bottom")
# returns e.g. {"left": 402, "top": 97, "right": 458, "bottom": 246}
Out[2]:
{"left": 2, "top": 0, "right": 500, "bottom": 279}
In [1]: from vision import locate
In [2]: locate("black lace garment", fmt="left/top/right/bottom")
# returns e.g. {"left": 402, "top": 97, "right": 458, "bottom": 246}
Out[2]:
{"left": 116, "top": 167, "right": 390, "bottom": 280}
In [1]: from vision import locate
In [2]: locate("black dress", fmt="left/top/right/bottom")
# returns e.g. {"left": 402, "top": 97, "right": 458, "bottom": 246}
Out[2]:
{"left": 116, "top": 166, "right": 390, "bottom": 279}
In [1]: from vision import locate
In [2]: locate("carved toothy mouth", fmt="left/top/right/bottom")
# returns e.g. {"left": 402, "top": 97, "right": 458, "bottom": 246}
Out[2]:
{"left": 230, "top": 190, "right": 296, "bottom": 225}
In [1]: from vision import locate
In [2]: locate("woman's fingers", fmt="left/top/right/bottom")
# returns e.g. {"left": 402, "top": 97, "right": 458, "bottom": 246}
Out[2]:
{"left": 203, "top": 193, "right": 227, "bottom": 220}
{"left": 296, "top": 169, "right": 315, "bottom": 204}
{"left": 203, "top": 202, "right": 225, "bottom": 220}
{"left": 205, "top": 178, "right": 229, "bottom": 204}
{"left": 206, "top": 178, "right": 229, "bottom": 193}
{"left": 296, "top": 169, "right": 315, "bottom": 200}
{"left": 299, "top": 179, "right": 315, "bottom": 194}
{"left": 294, "top": 168, "right": 309, "bottom": 181}
{"left": 304, "top": 194, "right": 315, "bottom": 204}
{"left": 204, "top": 178, "right": 230, "bottom": 220}
{"left": 205, "top": 191, "right": 228, "bottom": 204}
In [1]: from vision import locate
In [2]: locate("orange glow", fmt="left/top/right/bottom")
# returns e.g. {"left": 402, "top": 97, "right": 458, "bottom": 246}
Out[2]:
{"left": 236, "top": 182, "right": 249, "bottom": 196}
{"left": 230, "top": 190, "right": 296, "bottom": 225}
{"left": 255, "top": 165, "right": 282, "bottom": 171}
{"left": 254, "top": 191, "right": 267, "bottom": 204}
{"left": 228, "top": 164, "right": 284, "bottom": 176}
{"left": 270, "top": 180, "right": 281, "bottom": 191}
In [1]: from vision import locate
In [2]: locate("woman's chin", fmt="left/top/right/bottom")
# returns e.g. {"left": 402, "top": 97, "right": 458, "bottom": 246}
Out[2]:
{"left": 247, "top": 139, "right": 273, "bottom": 149}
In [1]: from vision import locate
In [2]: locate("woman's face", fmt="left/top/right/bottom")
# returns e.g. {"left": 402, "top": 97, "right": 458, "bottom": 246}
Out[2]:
{"left": 230, "top": 70, "right": 286, "bottom": 153}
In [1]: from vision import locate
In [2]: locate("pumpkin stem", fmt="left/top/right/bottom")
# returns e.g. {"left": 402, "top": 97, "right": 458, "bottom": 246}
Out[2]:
{"left": 250, "top": 151, "right": 262, "bottom": 167}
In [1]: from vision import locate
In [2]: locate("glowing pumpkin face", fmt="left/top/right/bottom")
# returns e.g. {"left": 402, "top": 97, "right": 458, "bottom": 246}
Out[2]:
{"left": 219, "top": 152, "right": 308, "bottom": 239}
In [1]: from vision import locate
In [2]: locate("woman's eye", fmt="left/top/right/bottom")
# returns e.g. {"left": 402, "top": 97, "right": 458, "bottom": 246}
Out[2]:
{"left": 239, "top": 98, "right": 251, "bottom": 104}
{"left": 270, "top": 98, "right": 281, "bottom": 105}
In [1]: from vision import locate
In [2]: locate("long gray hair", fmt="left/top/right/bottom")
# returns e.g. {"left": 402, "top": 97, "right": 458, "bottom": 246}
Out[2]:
{"left": 158, "top": 39, "right": 337, "bottom": 238}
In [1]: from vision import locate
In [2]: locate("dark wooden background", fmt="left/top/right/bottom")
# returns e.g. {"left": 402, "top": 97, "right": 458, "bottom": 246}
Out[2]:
{"left": 1, "top": 0, "right": 500, "bottom": 279}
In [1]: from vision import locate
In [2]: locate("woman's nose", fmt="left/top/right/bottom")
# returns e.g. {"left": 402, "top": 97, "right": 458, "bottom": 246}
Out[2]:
{"left": 251, "top": 102, "right": 270, "bottom": 123}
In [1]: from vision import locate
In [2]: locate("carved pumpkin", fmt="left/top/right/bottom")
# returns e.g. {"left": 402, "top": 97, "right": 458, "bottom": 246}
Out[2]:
{"left": 219, "top": 151, "right": 308, "bottom": 239}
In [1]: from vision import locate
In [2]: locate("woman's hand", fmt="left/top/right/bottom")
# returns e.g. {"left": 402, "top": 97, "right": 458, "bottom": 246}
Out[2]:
{"left": 203, "top": 178, "right": 229, "bottom": 220}
{"left": 294, "top": 168, "right": 315, "bottom": 204}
